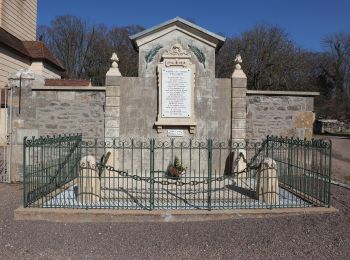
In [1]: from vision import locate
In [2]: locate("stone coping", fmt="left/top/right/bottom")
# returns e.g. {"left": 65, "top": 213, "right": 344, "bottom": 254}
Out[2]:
{"left": 31, "top": 88, "right": 320, "bottom": 96}
{"left": 14, "top": 206, "right": 338, "bottom": 223}
{"left": 32, "top": 86, "right": 106, "bottom": 91}
{"left": 247, "top": 90, "right": 320, "bottom": 96}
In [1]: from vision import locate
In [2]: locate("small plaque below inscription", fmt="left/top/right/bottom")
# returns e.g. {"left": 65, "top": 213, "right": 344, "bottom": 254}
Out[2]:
{"left": 167, "top": 129, "right": 184, "bottom": 137}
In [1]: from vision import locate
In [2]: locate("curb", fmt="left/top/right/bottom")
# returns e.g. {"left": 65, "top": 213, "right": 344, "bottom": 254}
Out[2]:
{"left": 331, "top": 180, "right": 350, "bottom": 190}
{"left": 14, "top": 206, "right": 339, "bottom": 223}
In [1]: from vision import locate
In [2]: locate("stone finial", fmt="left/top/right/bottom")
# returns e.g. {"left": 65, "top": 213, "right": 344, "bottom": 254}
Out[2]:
{"left": 232, "top": 54, "right": 246, "bottom": 78}
{"left": 106, "top": 52, "right": 121, "bottom": 77}
{"left": 234, "top": 54, "right": 242, "bottom": 70}
{"left": 111, "top": 53, "right": 119, "bottom": 68}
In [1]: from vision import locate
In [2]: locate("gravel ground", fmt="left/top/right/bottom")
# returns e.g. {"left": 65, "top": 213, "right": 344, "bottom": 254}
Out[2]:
{"left": 0, "top": 183, "right": 349, "bottom": 260}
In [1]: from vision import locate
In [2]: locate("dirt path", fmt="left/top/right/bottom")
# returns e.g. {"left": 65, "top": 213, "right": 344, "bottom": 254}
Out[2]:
{"left": 315, "top": 135, "right": 350, "bottom": 185}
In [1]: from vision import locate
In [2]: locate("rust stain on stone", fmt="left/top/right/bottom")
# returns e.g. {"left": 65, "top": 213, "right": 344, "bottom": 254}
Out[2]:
{"left": 294, "top": 112, "right": 314, "bottom": 140}
{"left": 295, "top": 112, "right": 304, "bottom": 128}
{"left": 304, "top": 112, "right": 314, "bottom": 128}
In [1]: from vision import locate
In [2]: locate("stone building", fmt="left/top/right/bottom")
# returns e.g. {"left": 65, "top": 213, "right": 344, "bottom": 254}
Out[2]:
{"left": 2, "top": 17, "right": 319, "bottom": 182}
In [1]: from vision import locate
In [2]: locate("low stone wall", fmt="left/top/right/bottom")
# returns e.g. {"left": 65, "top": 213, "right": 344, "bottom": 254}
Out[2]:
{"left": 246, "top": 91, "right": 318, "bottom": 142}
{"left": 314, "top": 119, "right": 350, "bottom": 134}
{"left": 9, "top": 80, "right": 105, "bottom": 182}
{"left": 15, "top": 86, "right": 105, "bottom": 140}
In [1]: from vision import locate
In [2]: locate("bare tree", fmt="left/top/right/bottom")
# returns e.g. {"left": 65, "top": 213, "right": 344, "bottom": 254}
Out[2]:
{"left": 107, "top": 25, "right": 143, "bottom": 77}
{"left": 216, "top": 24, "right": 325, "bottom": 92}
{"left": 38, "top": 16, "right": 144, "bottom": 85}
{"left": 321, "top": 33, "right": 350, "bottom": 97}
{"left": 38, "top": 15, "right": 96, "bottom": 79}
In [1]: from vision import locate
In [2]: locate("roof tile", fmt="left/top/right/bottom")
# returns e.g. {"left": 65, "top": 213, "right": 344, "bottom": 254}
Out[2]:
{"left": 0, "top": 28, "right": 64, "bottom": 71}
{"left": 44, "top": 79, "right": 91, "bottom": 87}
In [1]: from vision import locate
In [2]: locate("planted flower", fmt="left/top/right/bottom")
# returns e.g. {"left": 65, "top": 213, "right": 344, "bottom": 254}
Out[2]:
{"left": 167, "top": 156, "right": 187, "bottom": 179}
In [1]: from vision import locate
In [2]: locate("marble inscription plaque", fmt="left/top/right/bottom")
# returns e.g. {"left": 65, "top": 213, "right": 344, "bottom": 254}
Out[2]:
{"left": 167, "top": 129, "right": 184, "bottom": 137}
{"left": 162, "top": 68, "right": 191, "bottom": 118}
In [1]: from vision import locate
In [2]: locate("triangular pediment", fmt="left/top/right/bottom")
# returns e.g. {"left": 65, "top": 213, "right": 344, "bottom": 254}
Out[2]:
{"left": 130, "top": 17, "right": 225, "bottom": 51}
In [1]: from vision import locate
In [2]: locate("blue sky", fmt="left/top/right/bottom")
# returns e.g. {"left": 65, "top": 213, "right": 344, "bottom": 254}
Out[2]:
{"left": 38, "top": 0, "right": 350, "bottom": 51}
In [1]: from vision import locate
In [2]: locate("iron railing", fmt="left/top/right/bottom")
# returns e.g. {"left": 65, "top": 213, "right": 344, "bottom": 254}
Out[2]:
{"left": 23, "top": 135, "right": 332, "bottom": 210}
{"left": 23, "top": 134, "right": 82, "bottom": 207}
{"left": 265, "top": 136, "right": 332, "bottom": 207}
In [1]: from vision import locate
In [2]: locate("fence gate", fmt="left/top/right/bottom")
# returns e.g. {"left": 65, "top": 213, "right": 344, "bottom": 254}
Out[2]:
{"left": 0, "top": 87, "right": 12, "bottom": 183}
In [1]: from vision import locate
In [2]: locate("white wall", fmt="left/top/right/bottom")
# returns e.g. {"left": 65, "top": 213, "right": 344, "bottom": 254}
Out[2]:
{"left": 43, "top": 63, "right": 61, "bottom": 79}
{"left": 0, "top": 0, "right": 37, "bottom": 41}
{"left": 0, "top": 108, "right": 7, "bottom": 145}
{"left": 0, "top": 46, "right": 30, "bottom": 87}
{"left": 29, "top": 62, "right": 61, "bottom": 79}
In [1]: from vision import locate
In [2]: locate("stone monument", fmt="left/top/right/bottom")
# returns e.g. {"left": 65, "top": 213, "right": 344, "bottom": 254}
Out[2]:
{"left": 127, "top": 17, "right": 229, "bottom": 139}
{"left": 155, "top": 44, "right": 196, "bottom": 133}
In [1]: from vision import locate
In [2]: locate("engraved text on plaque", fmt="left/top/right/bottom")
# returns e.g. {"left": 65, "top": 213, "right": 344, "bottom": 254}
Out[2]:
{"left": 162, "top": 68, "right": 191, "bottom": 118}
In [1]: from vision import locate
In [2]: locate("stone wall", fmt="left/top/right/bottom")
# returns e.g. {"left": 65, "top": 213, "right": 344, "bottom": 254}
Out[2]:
{"left": 9, "top": 77, "right": 105, "bottom": 182}
{"left": 15, "top": 86, "right": 105, "bottom": 140}
{"left": 6, "top": 74, "right": 320, "bottom": 182}
{"left": 119, "top": 77, "right": 231, "bottom": 140}
{"left": 246, "top": 93, "right": 315, "bottom": 142}
{"left": 314, "top": 119, "right": 350, "bottom": 134}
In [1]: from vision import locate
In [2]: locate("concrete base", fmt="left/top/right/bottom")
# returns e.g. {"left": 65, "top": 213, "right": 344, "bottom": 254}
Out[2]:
{"left": 14, "top": 206, "right": 338, "bottom": 223}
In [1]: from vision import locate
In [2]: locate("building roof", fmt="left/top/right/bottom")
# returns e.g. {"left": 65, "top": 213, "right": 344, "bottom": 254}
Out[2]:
{"left": 45, "top": 79, "right": 91, "bottom": 87}
{"left": 0, "top": 28, "right": 65, "bottom": 71}
{"left": 22, "top": 41, "right": 64, "bottom": 71}
{"left": 129, "top": 17, "right": 226, "bottom": 51}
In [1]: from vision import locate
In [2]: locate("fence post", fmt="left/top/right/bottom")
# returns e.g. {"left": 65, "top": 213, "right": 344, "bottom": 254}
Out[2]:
{"left": 77, "top": 135, "right": 82, "bottom": 178}
{"left": 327, "top": 140, "right": 332, "bottom": 207}
{"left": 266, "top": 136, "right": 269, "bottom": 157}
{"left": 149, "top": 138, "right": 155, "bottom": 210}
{"left": 23, "top": 137, "right": 27, "bottom": 207}
{"left": 58, "top": 135, "right": 62, "bottom": 185}
{"left": 207, "top": 139, "right": 213, "bottom": 211}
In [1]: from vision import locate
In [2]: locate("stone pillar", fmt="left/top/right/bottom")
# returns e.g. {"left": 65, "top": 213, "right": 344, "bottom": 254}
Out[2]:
{"left": 256, "top": 158, "right": 279, "bottom": 204}
{"left": 231, "top": 54, "right": 247, "bottom": 143}
{"left": 105, "top": 53, "right": 121, "bottom": 168}
{"left": 8, "top": 69, "right": 36, "bottom": 182}
{"left": 231, "top": 55, "right": 247, "bottom": 176}
{"left": 77, "top": 155, "right": 100, "bottom": 204}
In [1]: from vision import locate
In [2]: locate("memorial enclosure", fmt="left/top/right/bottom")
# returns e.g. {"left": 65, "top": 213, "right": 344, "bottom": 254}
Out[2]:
{"left": 1, "top": 18, "right": 330, "bottom": 211}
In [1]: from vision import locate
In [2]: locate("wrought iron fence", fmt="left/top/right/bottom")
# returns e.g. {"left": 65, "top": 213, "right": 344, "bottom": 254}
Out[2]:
{"left": 23, "top": 135, "right": 332, "bottom": 210}
{"left": 265, "top": 136, "right": 332, "bottom": 207}
{"left": 23, "top": 134, "right": 82, "bottom": 207}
